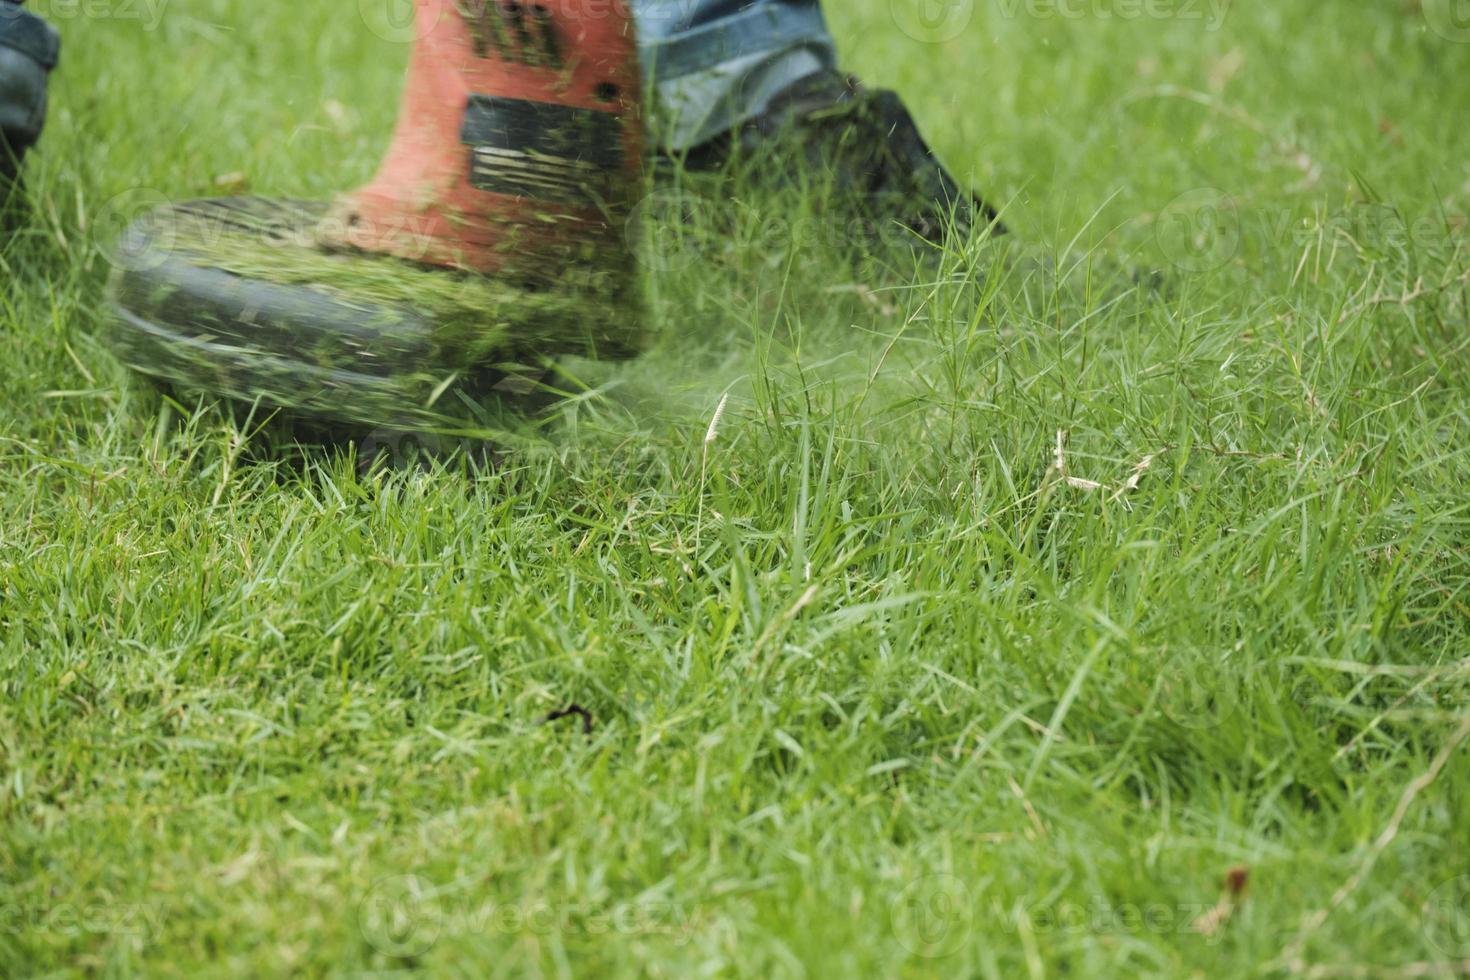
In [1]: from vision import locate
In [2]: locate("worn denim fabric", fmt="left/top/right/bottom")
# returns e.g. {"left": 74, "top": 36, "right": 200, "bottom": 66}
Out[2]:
{"left": 633, "top": 0, "right": 837, "bottom": 149}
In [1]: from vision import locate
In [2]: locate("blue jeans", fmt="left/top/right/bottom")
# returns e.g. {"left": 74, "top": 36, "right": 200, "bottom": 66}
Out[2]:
{"left": 633, "top": 1, "right": 837, "bottom": 151}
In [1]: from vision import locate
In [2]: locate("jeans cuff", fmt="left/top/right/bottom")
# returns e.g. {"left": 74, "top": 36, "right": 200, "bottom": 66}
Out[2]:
{"left": 639, "top": 2, "right": 832, "bottom": 81}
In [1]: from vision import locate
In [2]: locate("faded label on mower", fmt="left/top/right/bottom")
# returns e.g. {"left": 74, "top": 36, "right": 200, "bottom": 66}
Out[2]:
{"left": 460, "top": 96, "right": 621, "bottom": 206}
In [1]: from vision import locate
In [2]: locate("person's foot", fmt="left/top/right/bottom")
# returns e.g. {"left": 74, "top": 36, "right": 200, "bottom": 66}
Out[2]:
{"left": 678, "top": 71, "right": 1003, "bottom": 244}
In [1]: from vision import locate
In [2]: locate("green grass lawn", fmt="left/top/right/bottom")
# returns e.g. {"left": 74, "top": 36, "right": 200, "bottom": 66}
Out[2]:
{"left": 4, "top": 1, "right": 1470, "bottom": 976}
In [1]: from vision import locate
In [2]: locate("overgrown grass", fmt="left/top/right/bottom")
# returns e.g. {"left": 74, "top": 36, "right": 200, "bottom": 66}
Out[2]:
{"left": 3, "top": 2, "right": 1470, "bottom": 977}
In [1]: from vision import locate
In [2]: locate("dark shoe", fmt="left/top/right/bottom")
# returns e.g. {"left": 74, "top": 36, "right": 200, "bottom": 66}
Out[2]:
{"left": 679, "top": 71, "right": 1003, "bottom": 244}
{"left": 0, "top": 0, "right": 60, "bottom": 182}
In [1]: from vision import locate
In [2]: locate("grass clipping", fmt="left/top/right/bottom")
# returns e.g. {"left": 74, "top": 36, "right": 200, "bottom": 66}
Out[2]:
{"left": 166, "top": 199, "right": 645, "bottom": 364}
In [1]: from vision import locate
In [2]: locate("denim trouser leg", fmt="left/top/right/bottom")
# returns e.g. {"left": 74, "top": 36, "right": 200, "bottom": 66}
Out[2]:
{"left": 632, "top": 1, "right": 838, "bottom": 151}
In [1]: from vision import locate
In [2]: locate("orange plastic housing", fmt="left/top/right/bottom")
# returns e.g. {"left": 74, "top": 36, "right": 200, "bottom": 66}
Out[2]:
{"left": 327, "top": 0, "right": 643, "bottom": 276}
